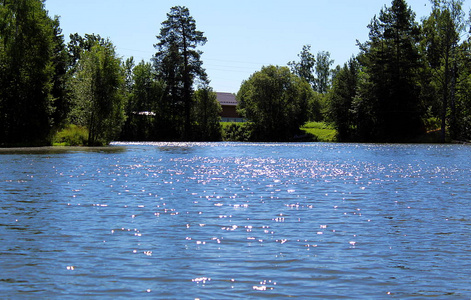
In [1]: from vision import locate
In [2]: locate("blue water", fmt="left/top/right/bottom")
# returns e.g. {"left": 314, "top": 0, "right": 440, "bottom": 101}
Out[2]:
{"left": 1, "top": 143, "right": 470, "bottom": 299}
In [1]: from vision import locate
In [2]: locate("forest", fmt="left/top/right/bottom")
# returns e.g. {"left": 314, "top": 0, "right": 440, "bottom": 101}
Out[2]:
{"left": 1, "top": 0, "right": 470, "bottom": 146}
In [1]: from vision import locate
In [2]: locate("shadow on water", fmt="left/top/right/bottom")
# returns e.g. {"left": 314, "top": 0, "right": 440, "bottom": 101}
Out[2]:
{"left": 157, "top": 146, "right": 195, "bottom": 154}
{"left": 0, "top": 146, "right": 126, "bottom": 155}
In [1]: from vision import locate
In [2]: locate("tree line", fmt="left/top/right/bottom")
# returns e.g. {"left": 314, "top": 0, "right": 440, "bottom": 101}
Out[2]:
{"left": 1, "top": 0, "right": 470, "bottom": 146}
{"left": 0, "top": 2, "right": 221, "bottom": 146}
{"left": 328, "top": 0, "right": 471, "bottom": 142}
{"left": 243, "top": 0, "right": 471, "bottom": 142}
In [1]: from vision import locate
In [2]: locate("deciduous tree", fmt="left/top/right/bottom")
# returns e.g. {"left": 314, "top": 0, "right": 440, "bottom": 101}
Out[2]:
{"left": 69, "top": 42, "right": 125, "bottom": 145}
{"left": 422, "top": 0, "right": 467, "bottom": 141}
{"left": 0, "top": 0, "right": 56, "bottom": 146}
{"left": 288, "top": 45, "right": 316, "bottom": 88}
{"left": 289, "top": 45, "right": 334, "bottom": 94}
{"left": 237, "top": 65, "right": 313, "bottom": 141}
{"left": 193, "top": 87, "right": 222, "bottom": 141}
{"left": 315, "top": 51, "right": 334, "bottom": 94}
{"left": 121, "top": 60, "right": 166, "bottom": 141}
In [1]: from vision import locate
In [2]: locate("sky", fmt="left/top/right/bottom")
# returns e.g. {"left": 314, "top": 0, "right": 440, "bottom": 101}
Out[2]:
{"left": 45, "top": 0, "right": 470, "bottom": 94}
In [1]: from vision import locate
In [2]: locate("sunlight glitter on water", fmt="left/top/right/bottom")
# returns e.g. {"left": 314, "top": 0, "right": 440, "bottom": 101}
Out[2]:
{"left": 1, "top": 143, "right": 471, "bottom": 298}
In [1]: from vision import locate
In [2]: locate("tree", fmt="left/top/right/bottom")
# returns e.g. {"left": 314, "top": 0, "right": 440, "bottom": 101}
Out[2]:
{"left": 289, "top": 46, "right": 334, "bottom": 122}
{"left": 153, "top": 6, "right": 208, "bottom": 140}
{"left": 315, "top": 51, "right": 334, "bottom": 94}
{"left": 288, "top": 45, "right": 334, "bottom": 94}
{"left": 123, "top": 57, "right": 135, "bottom": 98}
{"left": 50, "top": 16, "right": 72, "bottom": 131}
{"left": 356, "top": 0, "right": 424, "bottom": 141}
{"left": 121, "top": 60, "right": 166, "bottom": 141}
{"left": 422, "top": 0, "right": 467, "bottom": 141}
{"left": 0, "top": 0, "right": 56, "bottom": 146}
{"left": 67, "top": 33, "right": 106, "bottom": 70}
{"left": 328, "top": 57, "right": 360, "bottom": 141}
{"left": 288, "top": 45, "right": 316, "bottom": 88}
{"left": 455, "top": 43, "right": 471, "bottom": 141}
{"left": 237, "top": 65, "right": 313, "bottom": 141}
{"left": 193, "top": 87, "right": 222, "bottom": 141}
{"left": 69, "top": 42, "right": 125, "bottom": 145}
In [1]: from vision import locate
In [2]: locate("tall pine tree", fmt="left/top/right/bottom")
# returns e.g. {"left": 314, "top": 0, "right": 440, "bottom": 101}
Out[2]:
{"left": 153, "top": 6, "right": 208, "bottom": 140}
{"left": 357, "top": 0, "right": 425, "bottom": 141}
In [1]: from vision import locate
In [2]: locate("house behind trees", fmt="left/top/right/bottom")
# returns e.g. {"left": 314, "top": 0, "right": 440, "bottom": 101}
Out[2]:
{"left": 216, "top": 92, "right": 243, "bottom": 122}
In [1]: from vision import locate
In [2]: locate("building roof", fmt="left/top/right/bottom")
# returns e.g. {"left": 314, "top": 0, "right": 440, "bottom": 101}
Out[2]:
{"left": 216, "top": 92, "right": 237, "bottom": 106}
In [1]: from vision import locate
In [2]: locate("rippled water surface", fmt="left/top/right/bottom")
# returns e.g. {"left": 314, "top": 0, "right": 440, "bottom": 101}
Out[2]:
{"left": 1, "top": 143, "right": 471, "bottom": 299}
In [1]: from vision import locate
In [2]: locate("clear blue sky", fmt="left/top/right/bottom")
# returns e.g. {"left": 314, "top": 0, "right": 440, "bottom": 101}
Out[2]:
{"left": 45, "top": 0, "right": 470, "bottom": 93}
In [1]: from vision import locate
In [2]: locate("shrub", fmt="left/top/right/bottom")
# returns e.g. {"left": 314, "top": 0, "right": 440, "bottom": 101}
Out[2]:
{"left": 53, "top": 125, "right": 89, "bottom": 146}
{"left": 222, "top": 123, "right": 253, "bottom": 141}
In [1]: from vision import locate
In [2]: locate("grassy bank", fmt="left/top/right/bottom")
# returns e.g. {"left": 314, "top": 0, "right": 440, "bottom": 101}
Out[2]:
{"left": 300, "top": 122, "right": 337, "bottom": 142}
{"left": 220, "top": 121, "right": 337, "bottom": 142}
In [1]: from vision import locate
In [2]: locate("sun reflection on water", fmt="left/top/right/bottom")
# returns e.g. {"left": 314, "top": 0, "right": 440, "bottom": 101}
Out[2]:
{"left": 1, "top": 143, "right": 471, "bottom": 298}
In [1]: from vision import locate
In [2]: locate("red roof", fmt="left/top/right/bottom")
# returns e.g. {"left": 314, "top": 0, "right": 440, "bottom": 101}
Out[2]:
{"left": 216, "top": 92, "right": 237, "bottom": 106}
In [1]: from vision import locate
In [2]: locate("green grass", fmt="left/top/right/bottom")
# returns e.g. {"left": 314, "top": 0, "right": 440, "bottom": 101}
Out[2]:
{"left": 221, "top": 121, "right": 337, "bottom": 142}
{"left": 300, "top": 122, "right": 337, "bottom": 142}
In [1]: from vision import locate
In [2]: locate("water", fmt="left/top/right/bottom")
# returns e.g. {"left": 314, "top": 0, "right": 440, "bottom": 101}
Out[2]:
{"left": 1, "top": 142, "right": 470, "bottom": 299}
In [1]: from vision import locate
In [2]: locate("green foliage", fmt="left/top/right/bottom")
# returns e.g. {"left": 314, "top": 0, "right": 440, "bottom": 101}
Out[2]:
{"left": 288, "top": 45, "right": 316, "bottom": 87}
{"left": 0, "top": 0, "right": 56, "bottom": 146}
{"left": 424, "top": 117, "right": 442, "bottom": 132}
{"left": 300, "top": 122, "right": 337, "bottom": 142}
{"left": 310, "top": 92, "right": 329, "bottom": 122}
{"left": 327, "top": 57, "right": 360, "bottom": 141}
{"left": 222, "top": 123, "right": 253, "bottom": 141}
{"left": 455, "top": 61, "right": 471, "bottom": 141}
{"left": 221, "top": 121, "right": 335, "bottom": 142}
{"left": 355, "top": 0, "right": 425, "bottom": 142}
{"left": 122, "top": 57, "right": 135, "bottom": 96}
{"left": 50, "top": 16, "right": 72, "bottom": 130}
{"left": 4, "top": 2, "right": 471, "bottom": 145}
{"left": 153, "top": 6, "right": 208, "bottom": 140}
{"left": 193, "top": 87, "right": 222, "bottom": 141}
{"left": 422, "top": 0, "right": 467, "bottom": 141}
{"left": 289, "top": 45, "right": 334, "bottom": 94}
{"left": 315, "top": 51, "right": 334, "bottom": 94}
{"left": 237, "top": 65, "right": 313, "bottom": 141}
{"left": 53, "top": 124, "right": 88, "bottom": 146}
{"left": 121, "top": 60, "right": 165, "bottom": 141}
{"left": 69, "top": 42, "right": 125, "bottom": 146}
{"left": 67, "top": 33, "right": 106, "bottom": 70}
{"left": 325, "top": 0, "right": 471, "bottom": 143}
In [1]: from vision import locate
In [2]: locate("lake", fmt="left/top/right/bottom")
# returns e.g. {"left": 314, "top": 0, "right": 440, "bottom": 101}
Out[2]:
{"left": 1, "top": 142, "right": 470, "bottom": 299}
